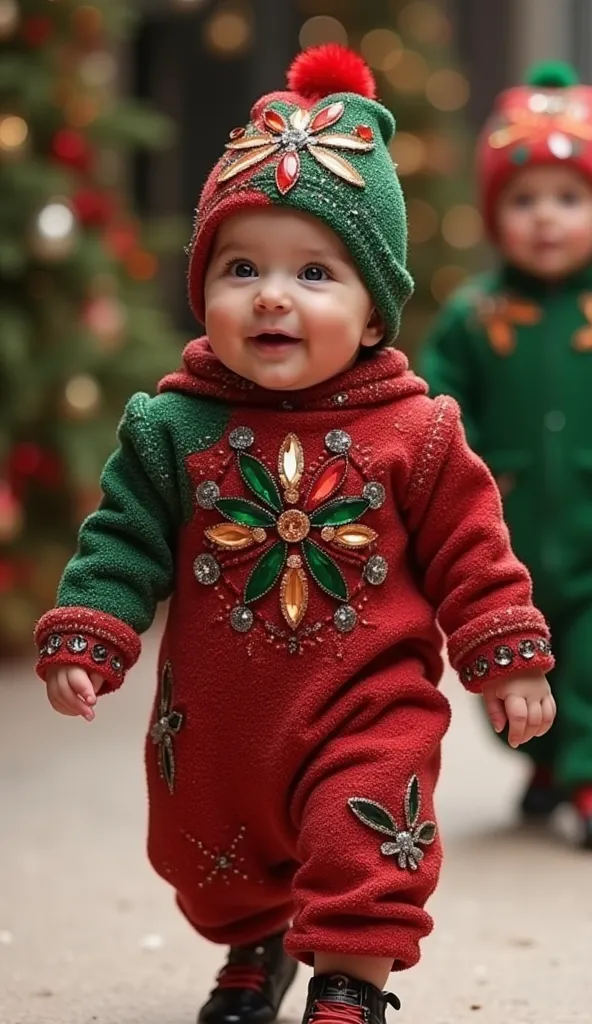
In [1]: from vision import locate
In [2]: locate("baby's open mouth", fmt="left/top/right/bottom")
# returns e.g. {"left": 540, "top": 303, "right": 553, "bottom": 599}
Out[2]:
{"left": 251, "top": 332, "right": 301, "bottom": 345}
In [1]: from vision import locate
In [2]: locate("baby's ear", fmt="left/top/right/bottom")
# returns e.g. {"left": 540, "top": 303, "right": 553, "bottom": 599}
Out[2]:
{"left": 361, "top": 308, "right": 385, "bottom": 348}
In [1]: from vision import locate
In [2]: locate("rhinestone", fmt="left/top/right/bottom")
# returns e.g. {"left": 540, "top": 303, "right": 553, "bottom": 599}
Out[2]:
{"left": 193, "top": 553, "right": 221, "bottom": 586}
{"left": 334, "top": 605, "right": 357, "bottom": 633}
{"left": 528, "top": 92, "right": 549, "bottom": 113}
{"left": 538, "top": 638, "right": 552, "bottom": 656}
{"left": 397, "top": 830, "right": 414, "bottom": 853}
{"left": 39, "top": 646, "right": 48, "bottom": 657}
{"left": 518, "top": 639, "right": 536, "bottom": 661}
{"left": 230, "top": 606, "right": 254, "bottom": 633}
{"left": 548, "top": 132, "right": 572, "bottom": 159}
{"left": 494, "top": 645, "right": 514, "bottom": 667}
{"left": 46, "top": 634, "right": 62, "bottom": 654}
{"left": 280, "top": 127, "right": 310, "bottom": 150}
{"left": 228, "top": 426, "right": 254, "bottom": 450}
{"left": 217, "top": 855, "right": 231, "bottom": 868}
{"left": 91, "top": 644, "right": 108, "bottom": 664}
{"left": 196, "top": 480, "right": 220, "bottom": 510}
{"left": 461, "top": 666, "right": 473, "bottom": 684}
{"left": 229, "top": 126, "right": 246, "bottom": 140}
{"left": 111, "top": 656, "right": 123, "bottom": 672}
{"left": 325, "top": 429, "right": 352, "bottom": 454}
{"left": 333, "top": 392, "right": 349, "bottom": 406}
{"left": 364, "top": 555, "right": 388, "bottom": 586}
{"left": 363, "top": 481, "right": 386, "bottom": 509}
{"left": 474, "top": 656, "right": 490, "bottom": 677}
{"left": 282, "top": 401, "right": 293, "bottom": 411}
{"left": 67, "top": 635, "right": 87, "bottom": 654}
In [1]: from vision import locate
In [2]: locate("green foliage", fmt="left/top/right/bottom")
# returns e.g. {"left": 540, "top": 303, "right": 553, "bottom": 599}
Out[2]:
{"left": 0, "top": 0, "right": 184, "bottom": 651}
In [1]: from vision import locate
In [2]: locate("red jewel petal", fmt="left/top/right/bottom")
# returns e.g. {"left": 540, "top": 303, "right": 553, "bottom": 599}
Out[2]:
{"left": 355, "top": 124, "right": 374, "bottom": 142}
{"left": 306, "top": 457, "right": 347, "bottom": 509}
{"left": 276, "top": 151, "right": 300, "bottom": 194}
{"left": 229, "top": 126, "right": 246, "bottom": 140}
{"left": 263, "top": 108, "right": 287, "bottom": 135}
{"left": 310, "top": 101, "right": 345, "bottom": 134}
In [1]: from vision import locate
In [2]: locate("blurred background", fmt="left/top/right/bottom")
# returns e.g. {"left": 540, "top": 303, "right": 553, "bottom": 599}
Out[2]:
{"left": 0, "top": 0, "right": 591, "bottom": 655}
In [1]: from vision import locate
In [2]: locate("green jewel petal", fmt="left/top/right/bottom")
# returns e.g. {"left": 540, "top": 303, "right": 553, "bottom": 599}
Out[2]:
{"left": 302, "top": 539, "right": 348, "bottom": 601}
{"left": 310, "top": 497, "right": 370, "bottom": 527}
{"left": 216, "top": 497, "right": 276, "bottom": 528}
{"left": 160, "top": 661, "right": 173, "bottom": 715}
{"left": 406, "top": 775, "right": 420, "bottom": 828}
{"left": 161, "top": 735, "right": 175, "bottom": 794}
{"left": 238, "top": 453, "right": 283, "bottom": 513}
{"left": 348, "top": 797, "right": 398, "bottom": 836}
{"left": 416, "top": 821, "right": 437, "bottom": 845}
{"left": 244, "top": 541, "right": 287, "bottom": 604}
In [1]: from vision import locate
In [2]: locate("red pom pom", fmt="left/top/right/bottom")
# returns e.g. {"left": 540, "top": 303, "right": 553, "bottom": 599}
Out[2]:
{"left": 287, "top": 44, "right": 376, "bottom": 102}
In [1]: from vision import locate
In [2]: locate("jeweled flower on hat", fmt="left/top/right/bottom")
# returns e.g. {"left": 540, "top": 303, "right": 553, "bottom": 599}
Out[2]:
{"left": 218, "top": 101, "right": 375, "bottom": 194}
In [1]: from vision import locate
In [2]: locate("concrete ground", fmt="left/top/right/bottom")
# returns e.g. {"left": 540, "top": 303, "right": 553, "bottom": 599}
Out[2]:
{"left": 1, "top": 626, "right": 590, "bottom": 1024}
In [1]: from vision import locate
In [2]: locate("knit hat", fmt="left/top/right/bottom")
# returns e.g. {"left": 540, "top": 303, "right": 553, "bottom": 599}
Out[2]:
{"left": 188, "top": 44, "right": 413, "bottom": 343}
{"left": 477, "top": 61, "right": 592, "bottom": 237}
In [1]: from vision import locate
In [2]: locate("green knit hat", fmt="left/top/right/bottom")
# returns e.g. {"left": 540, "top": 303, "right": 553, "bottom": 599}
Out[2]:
{"left": 188, "top": 44, "right": 413, "bottom": 343}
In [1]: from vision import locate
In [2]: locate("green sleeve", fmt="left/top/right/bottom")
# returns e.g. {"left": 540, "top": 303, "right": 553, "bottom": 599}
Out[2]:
{"left": 57, "top": 392, "right": 179, "bottom": 633}
{"left": 417, "top": 292, "right": 482, "bottom": 451}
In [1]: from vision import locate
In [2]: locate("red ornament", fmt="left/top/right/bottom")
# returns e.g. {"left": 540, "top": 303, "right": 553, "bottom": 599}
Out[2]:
{"left": 105, "top": 221, "right": 138, "bottom": 260}
{"left": 73, "top": 188, "right": 114, "bottom": 227}
{"left": 306, "top": 458, "right": 347, "bottom": 509}
{"left": 10, "top": 443, "right": 43, "bottom": 477}
{"left": 310, "top": 102, "right": 345, "bottom": 134}
{"left": 287, "top": 44, "right": 377, "bottom": 102}
{"left": 276, "top": 153, "right": 300, "bottom": 195}
{"left": 355, "top": 125, "right": 374, "bottom": 143}
{"left": 51, "top": 129, "right": 93, "bottom": 173}
{"left": 21, "top": 15, "right": 53, "bottom": 47}
{"left": 264, "top": 109, "right": 287, "bottom": 134}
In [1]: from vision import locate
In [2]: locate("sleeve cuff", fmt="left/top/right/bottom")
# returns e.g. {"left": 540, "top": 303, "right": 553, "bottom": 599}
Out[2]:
{"left": 454, "top": 633, "right": 554, "bottom": 693}
{"left": 34, "top": 606, "right": 141, "bottom": 694}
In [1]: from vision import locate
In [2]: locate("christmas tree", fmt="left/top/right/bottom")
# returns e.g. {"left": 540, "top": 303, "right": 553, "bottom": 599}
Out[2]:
{"left": 297, "top": 0, "right": 484, "bottom": 353}
{"left": 0, "top": 0, "right": 183, "bottom": 652}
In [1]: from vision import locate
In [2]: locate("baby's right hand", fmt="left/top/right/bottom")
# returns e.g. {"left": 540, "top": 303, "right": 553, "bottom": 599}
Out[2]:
{"left": 45, "top": 666, "right": 104, "bottom": 722}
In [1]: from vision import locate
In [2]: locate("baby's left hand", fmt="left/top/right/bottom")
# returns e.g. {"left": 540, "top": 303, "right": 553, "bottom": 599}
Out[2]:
{"left": 481, "top": 671, "right": 556, "bottom": 748}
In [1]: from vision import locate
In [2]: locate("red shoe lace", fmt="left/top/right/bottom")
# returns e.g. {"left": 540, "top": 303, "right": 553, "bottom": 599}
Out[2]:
{"left": 573, "top": 785, "right": 592, "bottom": 817}
{"left": 310, "top": 1004, "right": 365, "bottom": 1024}
{"left": 216, "top": 963, "right": 267, "bottom": 992}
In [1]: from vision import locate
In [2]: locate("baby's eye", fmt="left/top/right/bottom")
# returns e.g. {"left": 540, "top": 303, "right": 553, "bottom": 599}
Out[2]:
{"left": 299, "top": 264, "right": 331, "bottom": 282}
{"left": 559, "top": 191, "right": 580, "bottom": 205}
{"left": 512, "top": 194, "right": 535, "bottom": 208}
{"left": 228, "top": 260, "right": 257, "bottom": 278}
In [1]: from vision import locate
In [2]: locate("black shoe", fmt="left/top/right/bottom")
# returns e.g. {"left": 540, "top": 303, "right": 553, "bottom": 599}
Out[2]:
{"left": 302, "top": 974, "right": 400, "bottom": 1024}
{"left": 520, "top": 775, "right": 564, "bottom": 820}
{"left": 198, "top": 931, "right": 298, "bottom": 1024}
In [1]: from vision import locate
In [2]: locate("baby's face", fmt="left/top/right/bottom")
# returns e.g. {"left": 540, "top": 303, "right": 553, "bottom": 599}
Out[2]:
{"left": 496, "top": 165, "right": 592, "bottom": 280}
{"left": 203, "top": 208, "right": 383, "bottom": 391}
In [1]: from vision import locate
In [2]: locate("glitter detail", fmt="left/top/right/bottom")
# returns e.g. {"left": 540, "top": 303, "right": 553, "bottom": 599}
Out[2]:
{"left": 363, "top": 481, "right": 386, "bottom": 509}
{"left": 194, "top": 553, "right": 221, "bottom": 585}
{"left": 183, "top": 824, "right": 248, "bottom": 887}
{"left": 348, "top": 775, "right": 436, "bottom": 873}
{"left": 364, "top": 555, "right": 388, "bottom": 586}
{"left": 334, "top": 605, "right": 357, "bottom": 633}
{"left": 518, "top": 639, "right": 537, "bottom": 660}
{"left": 230, "top": 606, "right": 254, "bottom": 633}
{"left": 229, "top": 426, "right": 255, "bottom": 450}
{"left": 91, "top": 644, "right": 108, "bottom": 664}
{"left": 196, "top": 480, "right": 220, "bottom": 510}
{"left": 67, "top": 635, "right": 87, "bottom": 654}
{"left": 325, "top": 429, "right": 352, "bottom": 454}
{"left": 494, "top": 645, "right": 514, "bottom": 667}
{"left": 333, "top": 392, "right": 349, "bottom": 406}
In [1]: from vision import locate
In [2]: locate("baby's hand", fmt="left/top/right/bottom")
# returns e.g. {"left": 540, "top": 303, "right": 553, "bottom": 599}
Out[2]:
{"left": 45, "top": 665, "right": 104, "bottom": 722}
{"left": 481, "top": 671, "right": 556, "bottom": 748}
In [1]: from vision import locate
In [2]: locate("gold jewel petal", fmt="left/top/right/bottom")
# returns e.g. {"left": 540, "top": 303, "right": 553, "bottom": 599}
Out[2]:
{"left": 205, "top": 523, "right": 257, "bottom": 550}
{"left": 225, "top": 133, "right": 276, "bottom": 150}
{"left": 309, "top": 145, "right": 366, "bottom": 187}
{"left": 487, "top": 125, "right": 530, "bottom": 149}
{"left": 217, "top": 143, "right": 279, "bottom": 183}
{"left": 278, "top": 433, "right": 305, "bottom": 490}
{"left": 312, "top": 132, "right": 374, "bottom": 152}
{"left": 331, "top": 525, "right": 378, "bottom": 549}
{"left": 280, "top": 565, "right": 309, "bottom": 629}
{"left": 290, "top": 107, "right": 311, "bottom": 131}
